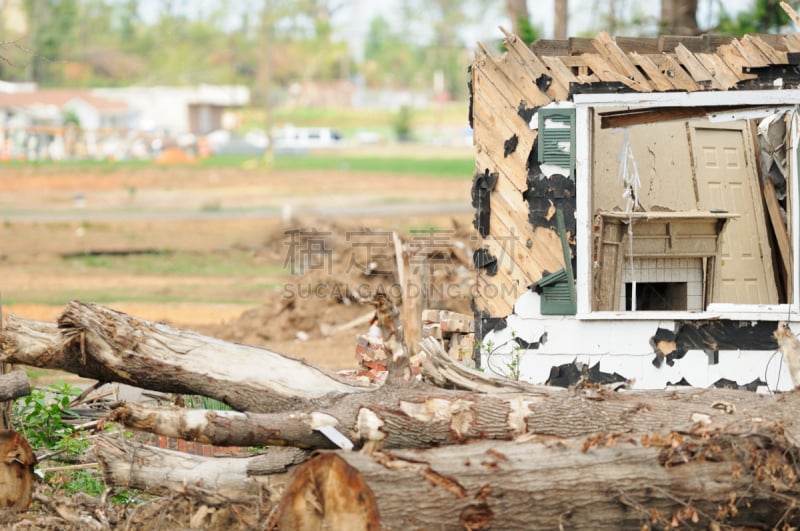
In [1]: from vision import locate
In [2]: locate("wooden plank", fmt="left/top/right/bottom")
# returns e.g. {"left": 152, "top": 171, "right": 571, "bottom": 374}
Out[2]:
{"left": 745, "top": 34, "right": 788, "bottom": 64}
{"left": 600, "top": 107, "right": 715, "bottom": 129}
{"left": 531, "top": 39, "right": 570, "bottom": 57}
{"left": 473, "top": 116, "right": 567, "bottom": 292}
{"left": 494, "top": 179, "right": 563, "bottom": 266}
{"left": 615, "top": 37, "right": 661, "bottom": 54}
{"left": 579, "top": 53, "right": 624, "bottom": 83}
{"left": 659, "top": 35, "right": 705, "bottom": 53}
{"left": 731, "top": 38, "right": 770, "bottom": 67}
{"left": 674, "top": 43, "right": 716, "bottom": 85}
{"left": 475, "top": 49, "right": 550, "bottom": 112}
{"left": 592, "top": 32, "right": 653, "bottom": 91}
{"left": 649, "top": 54, "right": 701, "bottom": 92}
{"left": 479, "top": 187, "right": 538, "bottom": 306}
{"left": 715, "top": 43, "right": 757, "bottom": 80}
{"left": 540, "top": 56, "right": 579, "bottom": 89}
{"left": 694, "top": 52, "right": 741, "bottom": 88}
{"left": 472, "top": 55, "right": 537, "bottom": 127}
{"left": 499, "top": 29, "right": 569, "bottom": 101}
{"left": 780, "top": 0, "right": 800, "bottom": 28}
{"left": 475, "top": 273, "right": 515, "bottom": 317}
{"left": 471, "top": 69, "right": 558, "bottom": 296}
{"left": 476, "top": 236, "right": 529, "bottom": 306}
{"left": 630, "top": 52, "right": 676, "bottom": 92}
{"left": 569, "top": 37, "right": 596, "bottom": 55}
{"left": 782, "top": 33, "right": 800, "bottom": 53}
{"left": 753, "top": 33, "right": 789, "bottom": 52}
{"left": 490, "top": 176, "right": 564, "bottom": 278}
{"left": 559, "top": 56, "right": 599, "bottom": 82}
{"left": 491, "top": 51, "right": 556, "bottom": 107}
{"left": 704, "top": 34, "right": 736, "bottom": 51}
{"left": 763, "top": 176, "right": 793, "bottom": 301}
{"left": 575, "top": 73, "right": 600, "bottom": 84}
{"left": 558, "top": 56, "right": 585, "bottom": 68}
{"left": 471, "top": 80, "right": 535, "bottom": 184}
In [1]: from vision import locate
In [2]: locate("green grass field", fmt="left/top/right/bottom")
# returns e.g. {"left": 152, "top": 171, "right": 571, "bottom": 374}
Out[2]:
{"left": 1, "top": 152, "right": 475, "bottom": 179}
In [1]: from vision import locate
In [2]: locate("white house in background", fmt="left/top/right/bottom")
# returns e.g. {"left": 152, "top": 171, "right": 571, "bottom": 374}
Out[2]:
{"left": 0, "top": 88, "right": 133, "bottom": 129}
{"left": 470, "top": 29, "right": 800, "bottom": 392}
{"left": 92, "top": 85, "right": 250, "bottom": 135}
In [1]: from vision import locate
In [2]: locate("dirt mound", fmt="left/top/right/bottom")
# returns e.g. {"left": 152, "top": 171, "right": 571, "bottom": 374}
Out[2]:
{"left": 202, "top": 218, "right": 476, "bottom": 349}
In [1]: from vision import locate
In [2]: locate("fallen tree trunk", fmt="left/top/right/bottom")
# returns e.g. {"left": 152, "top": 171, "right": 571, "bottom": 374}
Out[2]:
{"left": 107, "top": 385, "right": 800, "bottom": 456}
{"left": 94, "top": 424, "right": 800, "bottom": 530}
{"left": 4, "top": 302, "right": 800, "bottom": 454}
{"left": 4, "top": 304, "right": 800, "bottom": 451}
{"left": 273, "top": 427, "right": 800, "bottom": 530}
{"left": 0, "top": 369, "right": 30, "bottom": 401}
{"left": 4, "top": 300, "right": 800, "bottom": 529}
{"left": 93, "top": 436, "right": 308, "bottom": 504}
{"left": 0, "top": 301, "right": 367, "bottom": 413}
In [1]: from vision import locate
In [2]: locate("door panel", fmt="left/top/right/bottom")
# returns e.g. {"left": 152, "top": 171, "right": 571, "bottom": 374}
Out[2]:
{"left": 691, "top": 123, "right": 777, "bottom": 304}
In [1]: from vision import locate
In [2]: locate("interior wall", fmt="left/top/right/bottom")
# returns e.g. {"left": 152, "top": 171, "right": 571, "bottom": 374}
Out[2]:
{"left": 592, "top": 115, "right": 697, "bottom": 213}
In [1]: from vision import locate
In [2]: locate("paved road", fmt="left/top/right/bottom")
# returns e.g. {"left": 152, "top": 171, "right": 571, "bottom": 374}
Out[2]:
{"left": 0, "top": 202, "right": 472, "bottom": 222}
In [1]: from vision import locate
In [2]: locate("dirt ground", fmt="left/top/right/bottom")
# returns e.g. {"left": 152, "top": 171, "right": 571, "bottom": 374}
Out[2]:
{"left": 0, "top": 154, "right": 475, "bottom": 372}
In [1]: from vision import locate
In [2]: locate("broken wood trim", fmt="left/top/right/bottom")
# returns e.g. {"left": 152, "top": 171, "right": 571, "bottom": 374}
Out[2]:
{"left": 599, "top": 105, "right": 743, "bottom": 129}
{"left": 763, "top": 177, "right": 793, "bottom": 302}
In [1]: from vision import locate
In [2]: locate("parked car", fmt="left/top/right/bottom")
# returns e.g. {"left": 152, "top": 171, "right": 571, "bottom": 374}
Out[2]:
{"left": 273, "top": 126, "right": 343, "bottom": 152}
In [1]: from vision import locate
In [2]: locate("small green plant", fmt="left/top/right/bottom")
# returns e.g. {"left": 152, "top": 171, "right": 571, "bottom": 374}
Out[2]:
{"left": 13, "top": 382, "right": 82, "bottom": 450}
{"left": 479, "top": 336, "right": 523, "bottom": 381}
{"left": 507, "top": 344, "right": 522, "bottom": 381}
{"left": 11, "top": 382, "right": 110, "bottom": 498}
{"left": 506, "top": 332, "right": 522, "bottom": 381}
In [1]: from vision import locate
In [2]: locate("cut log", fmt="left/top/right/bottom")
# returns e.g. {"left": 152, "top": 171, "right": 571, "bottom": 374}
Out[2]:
{"left": 3, "top": 302, "right": 800, "bottom": 453}
{"left": 93, "top": 435, "right": 308, "bottom": 504}
{"left": 0, "top": 369, "right": 30, "bottom": 401}
{"left": 107, "top": 384, "right": 800, "bottom": 454}
{"left": 1, "top": 301, "right": 368, "bottom": 413}
{"left": 0, "top": 430, "right": 36, "bottom": 511}
{"left": 274, "top": 427, "right": 800, "bottom": 530}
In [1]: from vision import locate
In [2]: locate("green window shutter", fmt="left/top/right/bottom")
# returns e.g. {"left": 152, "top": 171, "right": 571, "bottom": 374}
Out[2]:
{"left": 538, "top": 108, "right": 576, "bottom": 178}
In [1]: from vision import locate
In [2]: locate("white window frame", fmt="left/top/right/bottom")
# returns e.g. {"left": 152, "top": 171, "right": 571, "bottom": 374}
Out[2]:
{"left": 571, "top": 90, "right": 800, "bottom": 321}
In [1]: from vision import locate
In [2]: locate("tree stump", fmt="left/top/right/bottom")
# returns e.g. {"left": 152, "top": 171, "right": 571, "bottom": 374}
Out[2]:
{"left": 0, "top": 430, "right": 36, "bottom": 511}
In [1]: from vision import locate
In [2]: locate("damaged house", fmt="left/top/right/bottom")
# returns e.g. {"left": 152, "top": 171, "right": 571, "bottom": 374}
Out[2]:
{"left": 469, "top": 17, "right": 800, "bottom": 391}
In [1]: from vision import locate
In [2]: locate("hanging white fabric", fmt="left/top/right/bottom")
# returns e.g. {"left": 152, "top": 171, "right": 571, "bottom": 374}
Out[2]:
{"left": 617, "top": 128, "right": 641, "bottom": 310}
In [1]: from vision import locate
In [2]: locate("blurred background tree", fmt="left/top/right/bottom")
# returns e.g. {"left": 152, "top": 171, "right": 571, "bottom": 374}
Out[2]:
{"left": 1, "top": 0, "right": 790, "bottom": 94}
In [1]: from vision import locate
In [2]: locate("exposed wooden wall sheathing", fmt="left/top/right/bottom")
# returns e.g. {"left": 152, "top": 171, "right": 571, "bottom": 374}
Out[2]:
{"left": 471, "top": 36, "right": 564, "bottom": 318}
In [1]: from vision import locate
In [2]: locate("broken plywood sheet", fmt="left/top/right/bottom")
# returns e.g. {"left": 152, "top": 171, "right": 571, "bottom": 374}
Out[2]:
{"left": 592, "top": 32, "right": 654, "bottom": 91}
{"left": 694, "top": 52, "right": 743, "bottom": 88}
{"left": 715, "top": 43, "right": 758, "bottom": 81}
{"left": 539, "top": 56, "right": 580, "bottom": 89}
{"left": 473, "top": 50, "right": 548, "bottom": 118}
{"left": 629, "top": 53, "right": 676, "bottom": 92}
{"left": 674, "top": 44, "right": 717, "bottom": 87}
{"left": 498, "top": 29, "right": 568, "bottom": 101}
{"left": 591, "top": 118, "right": 698, "bottom": 213}
{"left": 471, "top": 67, "right": 537, "bottom": 178}
{"left": 649, "top": 54, "right": 701, "bottom": 92}
{"left": 745, "top": 34, "right": 788, "bottom": 64}
{"left": 474, "top": 272, "right": 516, "bottom": 317}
